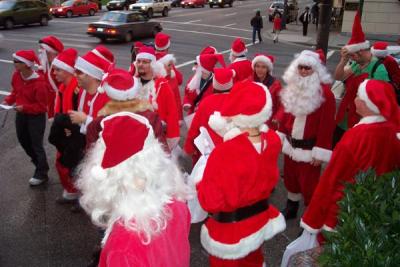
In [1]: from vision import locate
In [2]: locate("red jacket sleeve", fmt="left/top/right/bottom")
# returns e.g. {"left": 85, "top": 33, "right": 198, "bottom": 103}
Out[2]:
{"left": 157, "top": 82, "right": 180, "bottom": 138}
{"left": 4, "top": 72, "right": 20, "bottom": 105}
{"left": 183, "top": 77, "right": 197, "bottom": 111}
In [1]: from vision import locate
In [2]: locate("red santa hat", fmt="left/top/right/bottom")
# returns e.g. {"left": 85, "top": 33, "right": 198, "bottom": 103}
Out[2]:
{"left": 97, "top": 112, "right": 154, "bottom": 169}
{"left": 91, "top": 45, "right": 115, "bottom": 64}
{"left": 200, "top": 45, "right": 218, "bottom": 55}
{"left": 252, "top": 53, "right": 274, "bottom": 73}
{"left": 155, "top": 32, "right": 170, "bottom": 51}
{"left": 135, "top": 46, "right": 166, "bottom": 77}
{"left": 12, "top": 50, "right": 39, "bottom": 68}
{"left": 213, "top": 68, "right": 235, "bottom": 91}
{"left": 209, "top": 80, "right": 272, "bottom": 140}
{"left": 344, "top": 11, "right": 370, "bottom": 53}
{"left": 39, "top": 35, "right": 64, "bottom": 54}
{"left": 51, "top": 48, "right": 78, "bottom": 74}
{"left": 187, "top": 54, "right": 225, "bottom": 91}
{"left": 357, "top": 79, "right": 400, "bottom": 138}
{"left": 75, "top": 51, "right": 110, "bottom": 80}
{"left": 230, "top": 38, "right": 247, "bottom": 57}
{"left": 98, "top": 68, "right": 140, "bottom": 101}
{"left": 134, "top": 41, "right": 144, "bottom": 49}
{"left": 371, "top": 41, "right": 389, "bottom": 58}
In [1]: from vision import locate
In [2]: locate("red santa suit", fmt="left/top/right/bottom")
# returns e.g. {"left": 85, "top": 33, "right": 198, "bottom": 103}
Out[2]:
{"left": 301, "top": 79, "right": 400, "bottom": 236}
{"left": 277, "top": 50, "right": 336, "bottom": 206}
{"left": 77, "top": 89, "right": 109, "bottom": 134}
{"left": 228, "top": 57, "right": 252, "bottom": 83}
{"left": 197, "top": 80, "right": 286, "bottom": 266}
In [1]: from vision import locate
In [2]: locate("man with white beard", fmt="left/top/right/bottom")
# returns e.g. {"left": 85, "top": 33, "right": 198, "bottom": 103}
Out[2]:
{"left": 276, "top": 50, "right": 336, "bottom": 220}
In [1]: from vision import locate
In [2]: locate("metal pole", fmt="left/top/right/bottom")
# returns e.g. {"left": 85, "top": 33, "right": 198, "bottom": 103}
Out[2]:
{"left": 316, "top": 0, "right": 333, "bottom": 55}
{"left": 282, "top": 0, "right": 288, "bottom": 30}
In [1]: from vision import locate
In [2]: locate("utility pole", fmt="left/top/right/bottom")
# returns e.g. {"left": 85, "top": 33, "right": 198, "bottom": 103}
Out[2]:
{"left": 282, "top": 0, "right": 288, "bottom": 30}
{"left": 316, "top": 0, "right": 333, "bottom": 55}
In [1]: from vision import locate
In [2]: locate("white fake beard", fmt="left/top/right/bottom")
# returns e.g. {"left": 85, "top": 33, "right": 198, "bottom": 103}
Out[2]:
{"left": 280, "top": 72, "right": 325, "bottom": 116}
{"left": 38, "top": 49, "right": 48, "bottom": 71}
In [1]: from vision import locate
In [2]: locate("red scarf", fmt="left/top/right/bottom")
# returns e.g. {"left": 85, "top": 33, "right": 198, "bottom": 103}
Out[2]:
{"left": 55, "top": 77, "right": 79, "bottom": 114}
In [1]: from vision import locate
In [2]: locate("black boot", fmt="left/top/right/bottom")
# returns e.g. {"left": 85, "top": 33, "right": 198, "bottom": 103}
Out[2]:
{"left": 282, "top": 199, "right": 299, "bottom": 220}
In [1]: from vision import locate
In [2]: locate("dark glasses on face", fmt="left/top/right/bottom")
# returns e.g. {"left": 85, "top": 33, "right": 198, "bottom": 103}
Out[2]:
{"left": 298, "top": 65, "right": 312, "bottom": 71}
{"left": 13, "top": 60, "right": 23, "bottom": 64}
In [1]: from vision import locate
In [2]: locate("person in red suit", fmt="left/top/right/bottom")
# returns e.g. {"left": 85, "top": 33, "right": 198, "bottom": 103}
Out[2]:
{"left": 184, "top": 67, "right": 235, "bottom": 165}
{"left": 49, "top": 48, "right": 82, "bottom": 203}
{"left": 197, "top": 80, "right": 286, "bottom": 267}
{"left": 38, "top": 35, "right": 64, "bottom": 119}
{"left": 276, "top": 50, "right": 336, "bottom": 220}
{"left": 3, "top": 50, "right": 49, "bottom": 186}
{"left": 228, "top": 38, "right": 252, "bottom": 83}
{"left": 135, "top": 46, "right": 180, "bottom": 152}
{"left": 284, "top": 80, "right": 400, "bottom": 260}
{"left": 251, "top": 53, "right": 282, "bottom": 129}
{"left": 77, "top": 112, "right": 191, "bottom": 267}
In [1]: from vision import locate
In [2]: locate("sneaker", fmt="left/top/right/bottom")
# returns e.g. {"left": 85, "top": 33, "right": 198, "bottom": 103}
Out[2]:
{"left": 29, "top": 177, "right": 48, "bottom": 186}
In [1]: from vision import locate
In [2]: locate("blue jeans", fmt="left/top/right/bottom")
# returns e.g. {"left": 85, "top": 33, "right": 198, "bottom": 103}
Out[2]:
{"left": 252, "top": 27, "right": 262, "bottom": 43}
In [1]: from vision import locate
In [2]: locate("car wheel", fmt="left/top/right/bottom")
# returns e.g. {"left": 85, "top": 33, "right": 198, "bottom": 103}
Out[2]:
{"left": 219, "top": 4, "right": 223, "bottom": 8}
{"left": 182, "top": 5, "right": 185, "bottom": 8}
{"left": 124, "top": 32, "right": 133, "bottom": 42}
{"left": 162, "top": 7, "right": 168, "bottom": 16}
{"left": 89, "top": 9, "right": 95, "bottom": 16}
{"left": 66, "top": 10, "right": 73, "bottom": 18}
{"left": 4, "top": 18, "right": 14, "bottom": 30}
{"left": 147, "top": 8, "right": 153, "bottom": 18}
{"left": 40, "top": 15, "right": 48, "bottom": 26}
{"left": 209, "top": 4, "right": 213, "bottom": 7}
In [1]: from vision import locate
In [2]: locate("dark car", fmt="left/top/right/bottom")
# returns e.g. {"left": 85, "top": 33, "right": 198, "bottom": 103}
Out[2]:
{"left": 171, "top": 0, "right": 181, "bottom": 7}
{"left": 0, "top": 0, "right": 52, "bottom": 29}
{"left": 87, "top": 11, "right": 162, "bottom": 42}
{"left": 208, "top": 0, "right": 233, "bottom": 8}
{"left": 107, "top": 0, "right": 136, "bottom": 10}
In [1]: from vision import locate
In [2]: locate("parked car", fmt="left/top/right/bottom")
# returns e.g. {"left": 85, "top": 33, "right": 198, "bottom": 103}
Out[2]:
{"left": 129, "top": 0, "right": 171, "bottom": 18}
{"left": 181, "top": 0, "right": 205, "bottom": 8}
{"left": 268, "top": 1, "right": 298, "bottom": 23}
{"left": 107, "top": 0, "right": 136, "bottom": 10}
{"left": 51, "top": 0, "right": 98, "bottom": 18}
{"left": 171, "top": 0, "right": 181, "bottom": 7}
{"left": 0, "top": 0, "right": 52, "bottom": 29}
{"left": 87, "top": 11, "right": 162, "bottom": 42}
{"left": 208, "top": 0, "right": 233, "bottom": 8}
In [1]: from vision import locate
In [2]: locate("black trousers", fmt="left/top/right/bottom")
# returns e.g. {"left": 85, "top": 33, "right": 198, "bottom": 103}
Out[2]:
{"left": 16, "top": 112, "right": 49, "bottom": 180}
{"left": 252, "top": 28, "right": 262, "bottom": 43}
{"left": 302, "top": 22, "right": 308, "bottom": 36}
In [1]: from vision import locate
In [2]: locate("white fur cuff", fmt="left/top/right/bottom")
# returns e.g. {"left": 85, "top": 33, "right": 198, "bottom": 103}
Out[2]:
{"left": 300, "top": 219, "right": 321, "bottom": 234}
{"left": 311, "top": 147, "right": 332, "bottom": 163}
{"left": 282, "top": 138, "right": 313, "bottom": 163}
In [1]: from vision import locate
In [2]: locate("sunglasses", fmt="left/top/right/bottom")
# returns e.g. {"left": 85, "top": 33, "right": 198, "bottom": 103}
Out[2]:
{"left": 13, "top": 60, "right": 23, "bottom": 64}
{"left": 298, "top": 65, "right": 312, "bottom": 71}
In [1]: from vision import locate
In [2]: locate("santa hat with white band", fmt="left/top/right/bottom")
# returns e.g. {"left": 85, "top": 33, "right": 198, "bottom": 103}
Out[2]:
{"left": 91, "top": 45, "right": 115, "bottom": 64}
{"left": 187, "top": 53, "right": 225, "bottom": 91}
{"left": 155, "top": 32, "right": 171, "bottom": 51}
{"left": 52, "top": 48, "right": 78, "bottom": 74}
{"left": 252, "top": 53, "right": 274, "bottom": 74}
{"left": 135, "top": 46, "right": 166, "bottom": 78}
{"left": 75, "top": 51, "right": 110, "bottom": 81}
{"left": 39, "top": 35, "right": 64, "bottom": 54}
{"left": 344, "top": 11, "right": 370, "bottom": 53}
{"left": 230, "top": 38, "right": 247, "bottom": 57}
{"left": 371, "top": 42, "right": 389, "bottom": 58}
{"left": 213, "top": 68, "right": 235, "bottom": 91}
{"left": 98, "top": 68, "right": 140, "bottom": 101}
{"left": 13, "top": 50, "right": 40, "bottom": 68}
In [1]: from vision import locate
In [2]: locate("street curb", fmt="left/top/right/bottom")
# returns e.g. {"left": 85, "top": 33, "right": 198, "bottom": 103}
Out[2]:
{"left": 264, "top": 32, "right": 342, "bottom": 50}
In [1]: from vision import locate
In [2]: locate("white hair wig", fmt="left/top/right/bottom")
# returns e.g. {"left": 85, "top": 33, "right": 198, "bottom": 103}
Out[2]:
{"left": 76, "top": 135, "right": 189, "bottom": 245}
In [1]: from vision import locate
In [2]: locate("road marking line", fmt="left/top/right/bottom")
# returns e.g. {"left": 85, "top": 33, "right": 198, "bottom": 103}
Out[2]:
{"left": 224, "top": 12, "right": 237, "bottom": 16}
{"left": 0, "top": 59, "right": 13, "bottom": 64}
{"left": 51, "top": 20, "right": 88, "bottom": 25}
{"left": 155, "top": 19, "right": 251, "bottom": 32}
{"left": 0, "top": 90, "right": 10, "bottom": 96}
{"left": 327, "top": 50, "right": 335, "bottom": 59}
{"left": 184, "top": 19, "right": 202, "bottom": 24}
{"left": 223, "top": 23, "right": 236, "bottom": 27}
{"left": 165, "top": 27, "right": 251, "bottom": 40}
{"left": 4, "top": 38, "right": 92, "bottom": 48}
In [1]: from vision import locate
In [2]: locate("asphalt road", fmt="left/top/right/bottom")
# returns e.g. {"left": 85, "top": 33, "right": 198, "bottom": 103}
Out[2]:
{"left": 0, "top": 1, "right": 340, "bottom": 266}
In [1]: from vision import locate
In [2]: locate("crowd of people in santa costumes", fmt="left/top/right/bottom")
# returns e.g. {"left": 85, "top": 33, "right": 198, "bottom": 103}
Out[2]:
{"left": 3, "top": 10, "right": 400, "bottom": 266}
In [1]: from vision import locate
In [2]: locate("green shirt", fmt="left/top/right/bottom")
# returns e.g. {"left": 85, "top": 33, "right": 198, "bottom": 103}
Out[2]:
{"left": 350, "top": 57, "right": 390, "bottom": 81}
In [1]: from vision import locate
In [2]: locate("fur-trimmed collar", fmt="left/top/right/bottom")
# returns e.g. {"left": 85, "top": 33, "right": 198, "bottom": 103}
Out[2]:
{"left": 98, "top": 99, "right": 153, "bottom": 117}
{"left": 354, "top": 115, "right": 386, "bottom": 127}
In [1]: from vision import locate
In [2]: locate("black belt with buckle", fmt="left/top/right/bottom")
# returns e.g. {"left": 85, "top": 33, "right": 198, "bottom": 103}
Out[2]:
{"left": 210, "top": 199, "right": 269, "bottom": 223}
{"left": 288, "top": 136, "right": 316, "bottom": 150}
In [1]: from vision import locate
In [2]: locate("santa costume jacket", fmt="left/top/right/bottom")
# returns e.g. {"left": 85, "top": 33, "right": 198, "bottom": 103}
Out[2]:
{"left": 301, "top": 116, "right": 400, "bottom": 234}
{"left": 277, "top": 84, "right": 336, "bottom": 163}
{"left": 196, "top": 130, "right": 286, "bottom": 259}
{"left": 139, "top": 78, "right": 180, "bottom": 140}
{"left": 183, "top": 74, "right": 214, "bottom": 115}
{"left": 228, "top": 58, "right": 253, "bottom": 83}
{"left": 165, "top": 72, "right": 183, "bottom": 121}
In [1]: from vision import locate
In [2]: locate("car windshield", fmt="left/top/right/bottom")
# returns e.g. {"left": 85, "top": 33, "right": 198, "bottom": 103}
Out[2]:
{"left": 100, "top": 12, "right": 127, "bottom": 22}
{"left": 137, "top": 0, "right": 152, "bottom": 3}
{"left": 62, "top": 0, "right": 74, "bottom": 6}
{"left": 0, "top": 1, "right": 15, "bottom": 9}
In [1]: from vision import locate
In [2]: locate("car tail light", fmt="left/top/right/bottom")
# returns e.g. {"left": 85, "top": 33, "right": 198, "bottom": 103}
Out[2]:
{"left": 87, "top": 26, "right": 96, "bottom": 32}
{"left": 106, "top": 29, "right": 118, "bottom": 34}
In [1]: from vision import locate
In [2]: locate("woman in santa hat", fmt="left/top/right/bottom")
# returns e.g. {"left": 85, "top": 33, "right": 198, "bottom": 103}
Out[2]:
{"left": 197, "top": 80, "right": 286, "bottom": 267}
{"left": 2, "top": 50, "right": 49, "bottom": 186}
{"left": 77, "top": 112, "right": 191, "bottom": 267}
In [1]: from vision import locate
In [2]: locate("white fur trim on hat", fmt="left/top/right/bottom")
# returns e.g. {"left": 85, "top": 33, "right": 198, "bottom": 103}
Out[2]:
{"left": 92, "top": 49, "right": 112, "bottom": 63}
{"left": 208, "top": 111, "right": 230, "bottom": 134}
{"left": 200, "top": 213, "right": 286, "bottom": 259}
{"left": 371, "top": 47, "right": 389, "bottom": 58}
{"left": 52, "top": 58, "right": 75, "bottom": 74}
{"left": 75, "top": 56, "right": 104, "bottom": 80}
{"left": 230, "top": 82, "right": 273, "bottom": 128}
{"left": 103, "top": 77, "right": 141, "bottom": 101}
{"left": 40, "top": 43, "right": 58, "bottom": 54}
{"left": 345, "top": 40, "right": 370, "bottom": 54}
{"left": 158, "top": 54, "right": 176, "bottom": 66}
{"left": 213, "top": 78, "right": 233, "bottom": 91}
{"left": 252, "top": 55, "right": 273, "bottom": 73}
{"left": 231, "top": 48, "right": 248, "bottom": 57}
{"left": 12, "top": 53, "right": 34, "bottom": 68}
{"left": 136, "top": 52, "right": 156, "bottom": 62}
{"left": 357, "top": 80, "right": 380, "bottom": 114}
{"left": 155, "top": 39, "right": 170, "bottom": 51}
